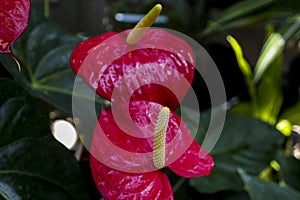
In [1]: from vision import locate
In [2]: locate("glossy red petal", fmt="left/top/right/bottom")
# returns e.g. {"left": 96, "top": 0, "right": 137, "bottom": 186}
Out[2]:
{"left": 70, "top": 32, "right": 117, "bottom": 73}
{"left": 90, "top": 101, "right": 197, "bottom": 173}
{"left": 0, "top": 0, "right": 30, "bottom": 53}
{"left": 90, "top": 100, "right": 213, "bottom": 197}
{"left": 70, "top": 29, "right": 194, "bottom": 109}
{"left": 97, "top": 48, "right": 193, "bottom": 110}
{"left": 90, "top": 155, "right": 174, "bottom": 200}
{"left": 92, "top": 101, "right": 187, "bottom": 152}
{"left": 168, "top": 140, "right": 214, "bottom": 178}
{"left": 94, "top": 104, "right": 152, "bottom": 154}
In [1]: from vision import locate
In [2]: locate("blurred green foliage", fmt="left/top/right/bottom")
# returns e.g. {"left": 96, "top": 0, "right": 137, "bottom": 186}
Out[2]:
{"left": 1, "top": 0, "right": 300, "bottom": 199}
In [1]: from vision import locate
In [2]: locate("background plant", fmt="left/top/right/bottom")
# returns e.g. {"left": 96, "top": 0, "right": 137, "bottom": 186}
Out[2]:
{"left": 1, "top": 0, "right": 300, "bottom": 199}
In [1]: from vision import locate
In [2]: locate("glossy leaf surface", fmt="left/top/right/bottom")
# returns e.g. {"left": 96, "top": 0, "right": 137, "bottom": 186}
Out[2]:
{"left": 0, "top": 138, "right": 88, "bottom": 200}
{"left": 189, "top": 111, "right": 284, "bottom": 193}
{"left": 0, "top": 78, "right": 48, "bottom": 147}
{"left": 201, "top": 0, "right": 276, "bottom": 36}
{"left": 276, "top": 151, "right": 300, "bottom": 191}
{"left": 239, "top": 169, "right": 300, "bottom": 200}
{"left": 0, "top": 12, "right": 107, "bottom": 114}
{"left": 0, "top": 78, "right": 89, "bottom": 199}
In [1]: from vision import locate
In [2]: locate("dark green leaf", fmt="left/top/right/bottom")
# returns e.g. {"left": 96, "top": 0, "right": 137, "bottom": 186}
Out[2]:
{"left": 25, "top": 23, "right": 80, "bottom": 72}
{"left": 167, "top": 168, "right": 250, "bottom": 200}
{"left": 238, "top": 169, "right": 300, "bottom": 200}
{"left": 199, "top": 191, "right": 250, "bottom": 200}
{"left": 201, "top": 0, "right": 276, "bottom": 36}
{"left": 216, "top": 0, "right": 275, "bottom": 25}
{"left": 276, "top": 0, "right": 300, "bottom": 11}
{"left": 79, "top": 161, "right": 102, "bottom": 200}
{"left": 0, "top": 174, "right": 71, "bottom": 200}
{"left": 0, "top": 20, "right": 108, "bottom": 115}
{"left": 0, "top": 78, "right": 26, "bottom": 105}
{"left": 213, "top": 11, "right": 289, "bottom": 34}
{"left": 0, "top": 78, "right": 49, "bottom": 147}
{"left": 0, "top": 138, "right": 88, "bottom": 200}
{"left": 189, "top": 111, "right": 284, "bottom": 193}
{"left": 173, "top": 178, "right": 194, "bottom": 200}
{"left": 276, "top": 151, "right": 300, "bottom": 191}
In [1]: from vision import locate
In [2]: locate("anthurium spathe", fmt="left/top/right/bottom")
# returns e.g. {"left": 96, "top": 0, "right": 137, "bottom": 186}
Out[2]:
{"left": 70, "top": 29, "right": 195, "bottom": 110}
{"left": 0, "top": 0, "right": 30, "bottom": 53}
{"left": 70, "top": 4, "right": 214, "bottom": 199}
{"left": 70, "top": 30, "right": 215, "bottom": 198}
{"left": 90, "top": 101, "right": 214, "bottom": 200}
{"left": 70, "top": 4, "right": 194, "bottom": 111}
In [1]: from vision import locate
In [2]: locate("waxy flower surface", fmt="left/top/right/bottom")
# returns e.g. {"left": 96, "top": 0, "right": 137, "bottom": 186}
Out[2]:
{"left": 0, "top": 0, "right": 30, "bottom": 53}
{"left": 70, "top": 29, "right": 194, "bottom": 110}
{"left": 71, "top": 28, "right": 214, "bottom": 199}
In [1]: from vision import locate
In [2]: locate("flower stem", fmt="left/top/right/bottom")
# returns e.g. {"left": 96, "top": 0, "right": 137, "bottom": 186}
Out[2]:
{"left": 172, "top": 177, "right": 186, "bottom": 193}
{"left": 44, "top": 0, "right": 50, "bottom": 18}
{"left": 10, "top": 53, "right": 21, "bottom": 72}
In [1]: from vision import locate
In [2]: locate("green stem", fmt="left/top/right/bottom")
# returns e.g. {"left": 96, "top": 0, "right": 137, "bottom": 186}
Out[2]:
{"left": 44, "top": 0, "right": 50, "bottom": 18}
{"left": 172, "top": 177, "right": 186, "bottom": 193}
{"left": 0, "top": 190, "right": 9, "bottom": 200}
{"left": 33, "top": 83, "right": 110, "bottom": 107}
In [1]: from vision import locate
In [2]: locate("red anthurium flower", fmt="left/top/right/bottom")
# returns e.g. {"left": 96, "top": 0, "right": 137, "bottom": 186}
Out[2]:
{"left": 70, "top": 5, "right": 214, "bottom": 199}
{"left": 90, "top": 156, "right": 174, "bottom": 200}
{"left": 70, "top": 29, "right": 194, "bottom": 110}
{"left": 90, "top": 101, "right": 213, "bottom": 200}
{"left": 0, "top": 0, "right": 30, "bottom": 53}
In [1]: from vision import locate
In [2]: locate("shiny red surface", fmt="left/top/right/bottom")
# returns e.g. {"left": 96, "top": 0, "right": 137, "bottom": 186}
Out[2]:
{"left": 70, "top": 29, "right": 214, "bottom": 199}
{"left": 70, "top": 29, "right": 194, "bottom": 110}
{"left": 0, "top": 0, "right": 30, "bottom": 53}
{"left": 90, "top": 101, "right": 213, "bottom": 199}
